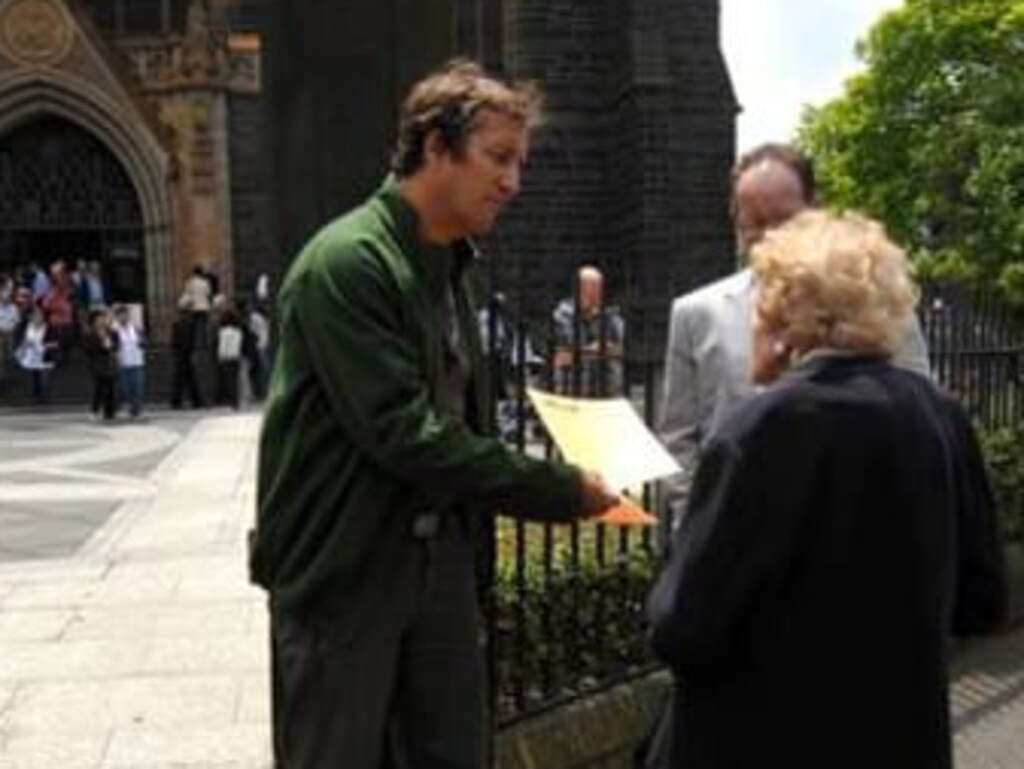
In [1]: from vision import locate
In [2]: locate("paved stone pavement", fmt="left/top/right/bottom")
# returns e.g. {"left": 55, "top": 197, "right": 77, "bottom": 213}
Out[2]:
{"left": 0, "top": 412, "right": 199, "bottom": 563}
{"left": 0, "top": 412, "right": 271, "bottom": 769}
{"left": 0, "top": 410, "right": 1021, "bottom": 768}
{"left": 952, "top": 624, "right": 1024, "bottom": 768}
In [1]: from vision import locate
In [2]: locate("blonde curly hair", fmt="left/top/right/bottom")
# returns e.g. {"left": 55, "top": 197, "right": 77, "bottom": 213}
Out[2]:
{"left": 750, "top": 210, "right": 919, "bottom": 355}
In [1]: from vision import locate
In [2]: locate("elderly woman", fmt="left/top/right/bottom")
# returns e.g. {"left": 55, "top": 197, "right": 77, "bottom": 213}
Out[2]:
{"left": 647, "top": 211, "right": 1007, "bottom": 769}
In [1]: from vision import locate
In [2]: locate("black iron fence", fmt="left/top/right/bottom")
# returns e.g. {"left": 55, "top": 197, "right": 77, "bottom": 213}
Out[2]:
{"left": 481, "top": 288, "right": 665, "bottom": 723}
{"left": 920, "top": 281, "right": 1024, "bottom": 430}
{"left": 484, "top": 277, "right": 1024, "bottom": 723}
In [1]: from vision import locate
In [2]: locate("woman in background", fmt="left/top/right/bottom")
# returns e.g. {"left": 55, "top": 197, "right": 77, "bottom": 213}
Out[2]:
{"left": 647, "top": 210, "right": 1007, "bottom": 769}
{"left": 16, "top": 305, "right": 54, "bottom": 404}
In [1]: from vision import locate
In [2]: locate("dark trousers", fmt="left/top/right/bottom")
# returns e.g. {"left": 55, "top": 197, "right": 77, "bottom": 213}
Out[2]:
{"left": 217, "top": 360, "right": 240, "bottom": 409}
{"left": 247, "top": 353, "right": 267, "bottom": 401}
{"left": 171, "top": 355, "right": 204, "bottom": 408}
{"left": 29, "top": 369, "right": 49, "bottom": 404}
{"left": 191, "top": 311, "right": 210, "bottom": 351}
{"left": 91, "top": 373, "right": 117, "bottom": 420}
{"left": 270, "top": 521, "right": 486, "bottom": 769}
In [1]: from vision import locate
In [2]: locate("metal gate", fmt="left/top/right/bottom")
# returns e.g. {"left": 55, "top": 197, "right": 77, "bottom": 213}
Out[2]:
{"left": 0, "top": 116, "right": 146, "bottom": 303}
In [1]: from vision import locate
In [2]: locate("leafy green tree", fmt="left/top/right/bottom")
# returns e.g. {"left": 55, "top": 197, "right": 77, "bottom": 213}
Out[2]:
{"left": 799, "top": 0, "right": 1024, "bottom": 282}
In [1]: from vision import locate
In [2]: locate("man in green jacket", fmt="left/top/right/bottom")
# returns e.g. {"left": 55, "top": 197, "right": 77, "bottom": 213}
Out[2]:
{"left": 251, "top": 59, "right": 618, "bottom": 769}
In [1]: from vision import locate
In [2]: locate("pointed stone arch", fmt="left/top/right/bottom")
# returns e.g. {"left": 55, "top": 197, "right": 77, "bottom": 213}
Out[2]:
{"left": 0, "top": 68, "right": 177, "bottom": 334}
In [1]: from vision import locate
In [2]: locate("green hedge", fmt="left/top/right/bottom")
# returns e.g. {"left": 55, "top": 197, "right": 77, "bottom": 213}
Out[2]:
{"left": 981, "top": 424, "right": 1024, "bottom": 544}
{"left": 492, "top": 529, "right": 660, "bottom": 717}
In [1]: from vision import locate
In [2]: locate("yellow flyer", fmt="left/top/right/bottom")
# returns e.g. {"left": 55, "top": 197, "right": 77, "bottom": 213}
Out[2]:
{"left": 527, "top": 389, "right": 681, "bottom": 493}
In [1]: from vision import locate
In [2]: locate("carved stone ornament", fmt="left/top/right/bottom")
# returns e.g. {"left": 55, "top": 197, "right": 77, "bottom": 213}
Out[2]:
{"left": 0, "top": 0, "right": 75, "bottom": 67}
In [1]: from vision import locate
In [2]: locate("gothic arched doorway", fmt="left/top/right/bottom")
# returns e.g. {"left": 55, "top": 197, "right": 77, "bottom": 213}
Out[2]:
{"left": 0, "top": 116, "right": 146, "bottom": 304}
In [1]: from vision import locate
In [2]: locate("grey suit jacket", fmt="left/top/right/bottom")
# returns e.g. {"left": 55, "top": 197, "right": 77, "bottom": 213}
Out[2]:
{"left": 658, "top": 267, "right": 932, "bottom": 523}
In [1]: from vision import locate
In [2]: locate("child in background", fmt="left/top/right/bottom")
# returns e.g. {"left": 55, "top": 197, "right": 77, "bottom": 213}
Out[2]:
{"left": 112, "top": 305, "right": 145, "bottom": 418}
{"left": 216, "top": 309, "right": 243, "bottom": 410}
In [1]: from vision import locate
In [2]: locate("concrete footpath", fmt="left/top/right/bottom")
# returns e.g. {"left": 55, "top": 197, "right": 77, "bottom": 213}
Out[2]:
{"left": 0, "top": 414, "right": 271, "bottom": 769}
{"left": 0, "top": 411, "right": 1022, "bottom": 768}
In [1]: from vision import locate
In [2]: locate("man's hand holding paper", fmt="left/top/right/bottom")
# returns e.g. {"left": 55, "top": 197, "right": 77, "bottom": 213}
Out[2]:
{"left": 579, "top": 470, "right": 622, "bottom": 519}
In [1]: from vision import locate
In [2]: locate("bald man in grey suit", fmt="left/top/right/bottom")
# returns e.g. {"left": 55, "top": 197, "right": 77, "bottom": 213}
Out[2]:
{"left": 658, "top": 144, "right": 931, "bottom": 527}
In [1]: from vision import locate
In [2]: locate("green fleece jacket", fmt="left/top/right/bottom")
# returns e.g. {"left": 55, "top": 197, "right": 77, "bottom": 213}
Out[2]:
{"left": 251, "top": 181, "right": 584, "bottom": 611}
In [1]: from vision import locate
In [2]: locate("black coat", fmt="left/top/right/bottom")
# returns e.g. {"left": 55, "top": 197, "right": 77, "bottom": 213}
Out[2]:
{"left": 171, "top": 317, "right": 195, "bottom": 361}
{"left": 648, "top": 354, "right": 1007, "bottom": 769}
{"left": 83, "top": 329, "right": 118, "bottom": 378}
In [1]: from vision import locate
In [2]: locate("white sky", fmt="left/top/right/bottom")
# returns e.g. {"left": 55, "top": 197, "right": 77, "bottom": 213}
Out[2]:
{"left": 721, "top": 0, "right": 904, "bottom": 154}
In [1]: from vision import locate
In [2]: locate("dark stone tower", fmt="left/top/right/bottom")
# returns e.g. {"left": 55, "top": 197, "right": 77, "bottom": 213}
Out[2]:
{"left": 262, "top": 0, "right": 737, "bottom": 359}
{"left": 491, "top": 0, "right": 738, "bottom": 360}
{"left": 54, "top": 1, "right": 735, "bottom": 357}
{"left": 264, "top": 0, "right": 457, "bottom": 261}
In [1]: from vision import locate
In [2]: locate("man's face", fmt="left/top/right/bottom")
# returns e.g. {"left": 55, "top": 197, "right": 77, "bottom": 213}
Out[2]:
{"left": 434, "top": 109, "right": 529, "bottom": 237}
{"left": 579, "top": 274, "right": 603, "bottom": 314}
{"left": 734, "top": 161, "right": 808, "bottom": 255}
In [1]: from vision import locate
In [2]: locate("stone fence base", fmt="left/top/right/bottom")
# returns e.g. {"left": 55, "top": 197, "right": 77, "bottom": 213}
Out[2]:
{"left": 496, "top": 671, "right": 670, "bottom": 769}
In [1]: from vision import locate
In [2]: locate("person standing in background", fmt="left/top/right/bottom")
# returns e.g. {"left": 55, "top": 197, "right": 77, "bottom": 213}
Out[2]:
{"left": 29, "top": 262, "right": 50, "bottom": 302}
{"left": 216, "top": 308, "right": 243, "bottom": 410}
{"left": 83, "top": 308, "right": 119, "bottom": 422}
{"left": 170, "top": 303, "right": 205, "bottom": 410}
{"left": 112, "top": 304, "right": 145, "bottom": 419}
{"left": 78, "top": 260, "right": 109, "bottom": 310}
{"left": 255, "top": 272, "right": 271, "bottom": 306}
{"left": 41, "top": 261, "right": 76, "bottom": 364}
{"left": 15, "top": 305, "right": 52, "bottom": 404}
{"left": 240, "top": 299, "right": 270, "bottom": 402}
{"left": 180, "top": 265, "right": 213, "bottom": 349}
{"left": 551, "top": 265, "right": 625, "bottom": 396}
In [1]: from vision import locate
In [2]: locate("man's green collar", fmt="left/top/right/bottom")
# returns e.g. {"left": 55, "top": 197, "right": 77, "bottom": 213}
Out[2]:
{"left": 377, "top": 177, "right": 481, "bottom": 279}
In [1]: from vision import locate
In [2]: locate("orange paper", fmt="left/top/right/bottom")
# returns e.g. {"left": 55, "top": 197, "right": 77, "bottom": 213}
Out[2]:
{"left": 597, "top": 501, "right": 658, "bottom": 527}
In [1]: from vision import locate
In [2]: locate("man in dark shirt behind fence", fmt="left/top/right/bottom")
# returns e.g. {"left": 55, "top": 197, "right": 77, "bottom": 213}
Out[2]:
{"left": 552, "top": 265, "right": 625, "bottom": 396}
{"left": 249, "top": 59, "right": 618, "bottom": 769}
